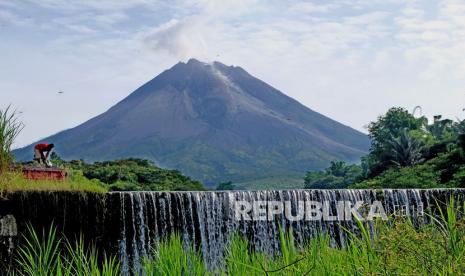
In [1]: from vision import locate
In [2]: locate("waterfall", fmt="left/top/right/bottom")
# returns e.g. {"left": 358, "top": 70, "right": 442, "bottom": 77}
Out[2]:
{"left": 114, "top": 189, "right": 465, "bottom": 273}
{"left": 1, "top": 189, "right": 464, "bottom": 275}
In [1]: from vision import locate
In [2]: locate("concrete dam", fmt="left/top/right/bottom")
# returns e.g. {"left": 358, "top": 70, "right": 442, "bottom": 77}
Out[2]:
{"left": 1, "top": 189, "right": 463, "bottom": 275}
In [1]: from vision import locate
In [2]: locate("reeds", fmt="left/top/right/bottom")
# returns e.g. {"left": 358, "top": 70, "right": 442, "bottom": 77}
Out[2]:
{"left": 0, "top": 105, "right": 24, "bottom": 173}
{"left": 13, "top": 225, "right": 120, "bottom": 276}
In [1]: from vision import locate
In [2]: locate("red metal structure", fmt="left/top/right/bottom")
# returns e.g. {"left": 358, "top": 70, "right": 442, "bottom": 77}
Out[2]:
{"left": 22, "top": 167, "right": 67, "bottom": 181}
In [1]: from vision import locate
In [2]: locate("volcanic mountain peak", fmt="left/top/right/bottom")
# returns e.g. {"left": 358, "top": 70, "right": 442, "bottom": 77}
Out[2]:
{"left": 14, "top": 60, "right": 369, "bottom": 188}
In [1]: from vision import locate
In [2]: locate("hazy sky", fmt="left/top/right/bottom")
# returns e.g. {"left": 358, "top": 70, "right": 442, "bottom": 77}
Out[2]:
{"left": 1, "top": 0, "right": 465, "bottom": 148}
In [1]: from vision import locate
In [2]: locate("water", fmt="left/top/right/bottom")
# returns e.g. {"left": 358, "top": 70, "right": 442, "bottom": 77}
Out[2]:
{"left": 113, "top": 189, "right": 465, "bottom": 274}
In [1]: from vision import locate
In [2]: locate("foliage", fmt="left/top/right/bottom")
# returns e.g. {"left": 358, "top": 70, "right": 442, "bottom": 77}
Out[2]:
{"left": 304, "top": 161, "right": 362, "bottom": 189}
{"left": 0, "top": 105, "right": 24, "bottom": 174}
{"left": 353, "top": 149, "right": 465, "bottom": 189}
{"left": 45, "top": 157, "right": 204, "bottom": 191}
{"left": 450, "top": 167, "right": 465, "bottom": 188}
{"left": 386, "top": 129, "right": 425, "bottom": 167}
{"left": 428, "top": 115, "right": 455, "bottom": 142}
{"left": 368, "top": 107, "right": 427, "bottom": 151}
{"left": 352, "top": 163, "right": 441, "bottom": 189}
{"left": 13, "top": 225, "right": 120, "bottom": 276}
{"left": 216, "top": 181, "right": 235, "bottom": 190}
{"left": 142, "top": 233, "right": 207, "bottom": 275}
{"left": 364, "top": 107, "right": 428, "bottom": 177}
{"left": 75, "top": 158, "right": 204, "bottom": 191}
{"left": 145, "top": 200, "right": 465, "bottom": 275}
{"left": 305, "top": 106, "right": 465, "bottom": 189}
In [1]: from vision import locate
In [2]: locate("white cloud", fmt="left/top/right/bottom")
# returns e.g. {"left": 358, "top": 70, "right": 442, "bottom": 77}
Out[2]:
{"left": 0, "top": 9, "right": 33, "bottom": 26}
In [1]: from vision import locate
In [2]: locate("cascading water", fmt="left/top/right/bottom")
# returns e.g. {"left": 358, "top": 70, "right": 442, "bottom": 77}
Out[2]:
{"left": 1, "top": 189, "right": 463, "bottom": 274}
{"left": 114, "top": 189, "right": 465, "bottom": 274}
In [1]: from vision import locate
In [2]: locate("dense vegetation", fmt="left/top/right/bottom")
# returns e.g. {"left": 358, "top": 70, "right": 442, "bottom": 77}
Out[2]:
{"left": 305, "top": 107, "right": 465, "bottom": 189}
{"left": 12, "top": 200, "right": 465, "bottom": 275}
{"left": 53, "top": 158, "right": 204, "bottom": 191}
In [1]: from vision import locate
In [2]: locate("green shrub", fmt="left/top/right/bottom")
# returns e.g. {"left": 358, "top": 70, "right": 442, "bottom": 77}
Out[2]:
{"left": 305, "top": 161, "right": 362, "bottom": 189}
{"left": 352, "top": 163, "right": 441, "bottom": 189}
{"left": 74, "top": 158, "right": 204, "bottom": 191}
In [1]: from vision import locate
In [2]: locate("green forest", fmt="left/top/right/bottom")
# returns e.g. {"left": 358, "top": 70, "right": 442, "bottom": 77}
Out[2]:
{"left": 305, "top": 107, "right": 465, "bottom": 189}
{"left": 53, "top": 157, "right": 204, "bottom": 191}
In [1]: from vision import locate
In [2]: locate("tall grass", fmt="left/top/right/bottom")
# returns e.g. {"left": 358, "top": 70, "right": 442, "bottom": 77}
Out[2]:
{"left": 0, "top": 105, "right": 24, "bottom": 173}
{"left": 142, "top": 233, "right": 207, "bottom": 275}
{"left": 1, "top": 170, "right": 108, "bottom": 194}
{"left": 146, "top": 198, "right": 465, "bottom": 275}
{"left": 13, "top": 225, "right": 120, "bottom": 276}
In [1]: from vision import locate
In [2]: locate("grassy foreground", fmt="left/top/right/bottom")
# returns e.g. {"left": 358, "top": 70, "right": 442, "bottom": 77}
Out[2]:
{"left": 11, "top": 200, "right": 465, "bottom": 275}
{"left": 0, "top": 170, "right": 108, "bottom": 194}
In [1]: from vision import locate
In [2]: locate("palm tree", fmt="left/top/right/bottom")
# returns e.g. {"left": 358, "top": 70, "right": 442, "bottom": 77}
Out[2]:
{"left": 387, "top": 129, "right": 425, "bottom": 167}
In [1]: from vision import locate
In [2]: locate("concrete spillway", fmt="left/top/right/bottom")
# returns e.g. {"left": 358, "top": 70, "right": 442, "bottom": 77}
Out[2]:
{"left": 1, "top": 189, "right": 464, "bottom": 275}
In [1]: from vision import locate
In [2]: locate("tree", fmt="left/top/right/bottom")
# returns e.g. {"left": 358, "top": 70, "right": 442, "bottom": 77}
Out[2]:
{"left": 352, "top": 164, "right": 440, "bottom": 189}
{"left": 428, "top": 115, "right": 454, "bottom": 141}
{"left": 368, "top": 107, "right": 427, "bottom": 154}
{"left": 305, "top": 107, "right": 465, "bottom": 189}
{"left": 454, "top": 119, "right": 465, "bottom": 159}
{"left": 386, "top": 130, "right": 425, "bottom": 167}
{"left": 0, "top": 105, "right": 24, "bottom": 173}
{"left": 68, "top": 158, "right": 205, "bottom": 191}
{"left": 324, "top": 161, "right": 346, "bottom": 177}
{"left": 363, "top": 107, "right": 428, "bottom": 177}
{"left": 304, "top": 161, "right": 362, "bottom": 189}
{"left": 216, "top": 181, "right": 235, "bottom": 190}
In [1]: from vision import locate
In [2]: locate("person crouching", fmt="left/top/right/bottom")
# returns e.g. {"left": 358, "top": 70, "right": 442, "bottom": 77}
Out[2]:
{"left": 34, "top": 143, "right": 54, "bottom": 167}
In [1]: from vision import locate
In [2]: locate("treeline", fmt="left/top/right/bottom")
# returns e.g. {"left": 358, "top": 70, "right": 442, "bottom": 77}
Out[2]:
{"left": 52, "top": 157, "right": 204, "bottom": 191}
{"left": 305, "top": 107, "right": 465, "bottom": 189}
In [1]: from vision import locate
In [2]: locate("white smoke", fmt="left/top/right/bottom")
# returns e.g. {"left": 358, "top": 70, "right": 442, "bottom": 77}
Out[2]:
{"left": 142, "top": 0, "right": 258, "bottom": 62}
{"left": 143, "top": 17, "right": 210, "bottom": 62}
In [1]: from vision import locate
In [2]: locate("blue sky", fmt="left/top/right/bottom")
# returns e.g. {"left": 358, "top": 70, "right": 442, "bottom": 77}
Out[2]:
{"left": 1, "top": 0, "right": 465, "bottom": 147}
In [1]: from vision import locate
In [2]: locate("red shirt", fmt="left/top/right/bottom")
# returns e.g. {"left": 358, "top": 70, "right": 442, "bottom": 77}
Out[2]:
{"left": 35, "top": 143, "right": 50, "bottom": 151}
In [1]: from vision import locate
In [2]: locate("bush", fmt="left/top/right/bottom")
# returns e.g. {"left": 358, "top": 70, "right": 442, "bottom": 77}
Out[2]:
{"left": 450, "top": 166, "right": 465, "bottom": 188}
{"left": 305, "top": 161, "right": 362, "bottom": 189}
{"left": 352, "top": 164, "right": 441, "bottom": 189}
{"left": 62, "top": 158, "right": 205, "bottom": 191}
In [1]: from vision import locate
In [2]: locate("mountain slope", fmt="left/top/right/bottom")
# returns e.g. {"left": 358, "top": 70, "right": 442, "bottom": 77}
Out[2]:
{"left": 14, "top": 59, "right": 369, "bottom": 187}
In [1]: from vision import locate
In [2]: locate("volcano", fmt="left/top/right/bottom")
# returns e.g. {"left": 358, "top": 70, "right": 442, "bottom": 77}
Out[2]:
{"left": 14, "top": 59, "right": 369, "bottom": 187}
